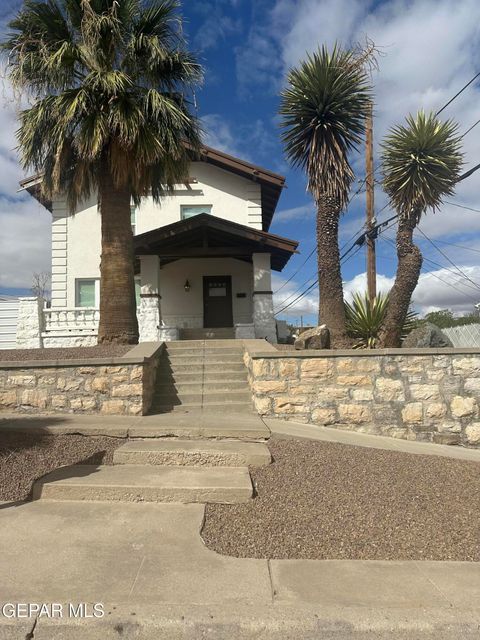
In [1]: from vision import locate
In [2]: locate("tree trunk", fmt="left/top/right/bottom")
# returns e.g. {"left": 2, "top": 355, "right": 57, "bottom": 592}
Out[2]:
{"left": 317, "top": 195, "right": 349, "bottom": 347}
{"left": 97, "top": 161, "right": 139, "bottom": 344}
{"left": 377, "top": 214, "right": 422, "bottom": 348}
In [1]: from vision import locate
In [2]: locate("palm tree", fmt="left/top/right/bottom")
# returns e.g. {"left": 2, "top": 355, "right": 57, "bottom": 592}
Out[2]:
{"left": 2, "top": 0, "right": 202, "bottom": 344}
{"left": 279, "top": 45, "right": 372, "bottom": 346}
{"left": 378, "top": 111, "right": 463, "bottom": 347}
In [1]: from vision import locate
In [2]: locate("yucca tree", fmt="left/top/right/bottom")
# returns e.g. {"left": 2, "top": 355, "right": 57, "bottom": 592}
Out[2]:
{"left": 279, "top": 45, "right": 372, "bottom": 347}
{"left": 2, "top": 0, "right": 202, "bottom": 344}
{"left": 345, "top": 291, "right": 416, "bottom": 348}
{"left": 378, "top": 111, "right": 463, "bottom": 347}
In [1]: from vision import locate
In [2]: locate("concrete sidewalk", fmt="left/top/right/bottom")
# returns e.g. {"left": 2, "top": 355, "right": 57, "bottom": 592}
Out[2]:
{"left": 0, "top": 500, "right": 479, "bottom": 639}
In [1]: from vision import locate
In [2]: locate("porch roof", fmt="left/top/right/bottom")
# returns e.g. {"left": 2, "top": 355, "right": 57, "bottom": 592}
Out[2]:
{"left": 133, "top": 214, "right": 299, "bottom": 271}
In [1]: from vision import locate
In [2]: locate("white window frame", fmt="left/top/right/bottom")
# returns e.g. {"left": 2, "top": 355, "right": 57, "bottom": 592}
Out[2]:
{"left": 75, "top": 278, "right": 100, "bottom": 308}
{"left": 76, "top": 277, "right": 142, "bottom": 308}
{"left": 180, "top": 204, "right": 212, "bottom": 220}
{"left": 131, "top": 205, "right": 137, "bottom": 235}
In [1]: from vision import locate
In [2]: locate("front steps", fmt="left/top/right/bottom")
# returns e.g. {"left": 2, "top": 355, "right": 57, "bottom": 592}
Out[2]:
{"left": 32, "top": 464, "right": 253, "bottom": 504}
{"left": 31, "top": 340, "right": 269, "bottom": 506}
{"left": 113, "top": 439, "right": 271, "bottom": 467}
{"left": 151, "top": 340, "right": 253, "bottom": 414}
{"left": 180, "top": 327, "right": 235, "bottom": 340}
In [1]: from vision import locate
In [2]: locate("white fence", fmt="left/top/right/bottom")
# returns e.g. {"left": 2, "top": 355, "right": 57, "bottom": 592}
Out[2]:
{"left": 443, "top": 324, "right": 480, "bottom": 348}
{"left": 0, "top": 298, "right": 19, "bottom": 349}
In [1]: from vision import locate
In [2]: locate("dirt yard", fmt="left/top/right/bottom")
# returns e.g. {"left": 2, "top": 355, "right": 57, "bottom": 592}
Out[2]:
{"left": 202, "top": 438, "right": 480, "bottom": 561}
{"left": 0, "top": 345, "right": 130, "bottom": 362}
{"left": 0, "top": 431, "right": 121, "bottom": 502}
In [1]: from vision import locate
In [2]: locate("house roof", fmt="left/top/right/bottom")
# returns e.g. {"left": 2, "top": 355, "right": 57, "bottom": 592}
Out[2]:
{"left": 19, "top": 146, "right": 286, "bottom": 231}
{"left": 133, "top": 213, "right": 298, "bottom": 272}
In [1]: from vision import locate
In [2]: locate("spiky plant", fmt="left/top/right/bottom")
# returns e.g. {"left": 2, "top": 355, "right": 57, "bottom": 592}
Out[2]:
{"left": 2, "top": 0, "right": 202, "bottom": 343}
{"left": 279, "top": 45, "right": 372, "bottom": 347}
{"left": 345, "top": 291, "right": 416, "bottom": 349}
{"left": 378, "top": 111, "right": 463, "bottom": 347}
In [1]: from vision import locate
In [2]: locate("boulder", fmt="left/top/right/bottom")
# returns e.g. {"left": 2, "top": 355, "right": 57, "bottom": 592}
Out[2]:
{"left": 402, "top": 322, "right": 453, "bottom": 349}
{"left": 294, "top": 325, "right": 330, "bottom": 350}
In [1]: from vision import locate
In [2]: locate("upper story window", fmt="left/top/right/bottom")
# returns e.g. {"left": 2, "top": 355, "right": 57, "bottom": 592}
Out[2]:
{"left": 180, "top": 204, "right": 212, "bottom": 220}
{"left": 131, "top": 205, "right": 137, "bottom": 234}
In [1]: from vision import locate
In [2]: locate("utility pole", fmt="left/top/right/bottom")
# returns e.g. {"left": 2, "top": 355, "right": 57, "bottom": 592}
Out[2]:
{"left": 365, "top": 102, "right": 376, "bottom": 302}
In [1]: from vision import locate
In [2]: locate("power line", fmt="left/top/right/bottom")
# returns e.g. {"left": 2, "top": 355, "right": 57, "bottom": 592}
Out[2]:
{"left": 445, "top": 200, "right": 480, "bottom": 214}
{"left": 434, "top": 239, "right": 480, "bottom": 255}
{"left": 273, "top": 246, "right": 316, "bottom": 294}
{"left": 382, "top": 234, "right": 480, "bottom": 294}
{"left": 435, "top": 71, "right": 480, "bottom": 117}
{"left": 416, "top": 227, "right": 480, "bottom": 292}
{"left": 378, "top": 236, "right": 480, "bottom": 303}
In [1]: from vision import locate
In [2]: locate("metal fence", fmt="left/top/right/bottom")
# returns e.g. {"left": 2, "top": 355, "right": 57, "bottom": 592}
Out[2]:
{"left": 0, "top": 297, "right": 19, "bottom": 349}
{"left": 443, "top": 324, "right": 480, "bottom": 348}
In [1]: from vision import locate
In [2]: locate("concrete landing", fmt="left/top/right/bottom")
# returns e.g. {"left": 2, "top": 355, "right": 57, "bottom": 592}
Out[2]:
{"left": 33, "top": 464, "right": 253, "bottom": 503}
{"left": 0, "top": 412, "right": 271, "bottom": 440}
{"left": 114, "top": 439, "right": 271, "bottom": 467}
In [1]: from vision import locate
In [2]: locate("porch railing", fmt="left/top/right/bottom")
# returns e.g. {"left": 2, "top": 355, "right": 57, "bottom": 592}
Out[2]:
{"left": 43, "top": 307, "right": 100, "bottom": 334}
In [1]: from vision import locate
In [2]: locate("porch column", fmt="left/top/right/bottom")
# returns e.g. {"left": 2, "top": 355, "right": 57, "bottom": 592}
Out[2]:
{"left": 252, "top": 252, "right": 277, "bottom": 343}
{"left": 138, "top": 255, "right": 162, "bottom": 342}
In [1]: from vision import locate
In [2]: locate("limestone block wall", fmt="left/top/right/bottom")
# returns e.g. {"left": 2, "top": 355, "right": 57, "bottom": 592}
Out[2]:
{"left": 0, "top": 344, "right": 163, "bottom": 416}
{"left": 244, "top": 347, "right": 480, "bottom": 448}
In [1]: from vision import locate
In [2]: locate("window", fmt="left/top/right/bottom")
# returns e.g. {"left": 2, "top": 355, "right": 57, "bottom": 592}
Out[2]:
{"left": 76, "top": 279, "right": 98, "bottom": 307}
{"left": 135, "top": 278, "right": 141, "bottom": 307}
{"left": 131, "top": 206, "right": 137, "bottom": 234}
{"left": 180, "top": 204, "right": 212, "bottom": 220}
{"left": 76, "top": 278, "right": 142, "bottom": 308}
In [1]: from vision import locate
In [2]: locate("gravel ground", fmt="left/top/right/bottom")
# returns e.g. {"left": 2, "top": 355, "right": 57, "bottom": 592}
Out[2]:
{"left": 0, "top": 345, "right": 130, "bottom": 362}
{"left": 0, "top": 432, "right": 121, "bottom": 502}
{"left": 202, "top": 438, "right": 480, "bottom": 561}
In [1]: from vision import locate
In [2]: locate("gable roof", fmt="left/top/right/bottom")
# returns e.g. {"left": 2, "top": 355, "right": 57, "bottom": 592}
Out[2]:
{"left": 133, "top": 213, "right": 298, "bottom": 271}
{"left": 19, "top": 146, "right": 285, "bottom": 231}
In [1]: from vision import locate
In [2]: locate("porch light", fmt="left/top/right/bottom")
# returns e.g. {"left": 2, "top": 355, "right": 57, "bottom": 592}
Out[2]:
{"left": 184, "top": 279, "right": 191, "bottom": 292}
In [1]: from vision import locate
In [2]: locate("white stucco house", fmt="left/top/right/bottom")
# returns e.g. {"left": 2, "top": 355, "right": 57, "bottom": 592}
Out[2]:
{"left": 18, "top": 146, "right": 298, "bottom": 346}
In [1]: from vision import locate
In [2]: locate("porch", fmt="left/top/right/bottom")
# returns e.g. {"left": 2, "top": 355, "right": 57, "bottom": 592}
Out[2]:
{"left": 134, "top": 214, "right": 298, "bottom": 343}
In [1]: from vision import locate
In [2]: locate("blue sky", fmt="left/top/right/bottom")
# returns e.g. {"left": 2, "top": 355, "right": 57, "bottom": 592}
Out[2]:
{"left": 1, "top": 0, "right": 480, "bottom": 325}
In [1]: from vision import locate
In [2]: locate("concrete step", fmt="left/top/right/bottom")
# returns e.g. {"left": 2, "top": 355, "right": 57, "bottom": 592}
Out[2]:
{"left": 130, "top": 413, "right": 269, "bottom": 440}
{"left": 153, "top": 390, "right": 252, "bottom": 405}
{"left": 33, "top": 465, "right": 253, "bottom": 504}
{"left": 160, "top": 362, "right": 247, "bottom": 374}
{"left": 113, "top": 439, "right": 271, "bottom": 467}
{"left": 180, "top": 328, "right": 235, "bottom": 340}
{"left": 156, "top": 371, "right": 248, "bottom": 384}
{"left": 166, "top": 355, "right": 245, "bottom": 365}
{"left": 155, "top": 381, "right": 250, "bottom": 393}
{"left": 166, "top": 345, "right": 244, "bottom": 354}
{"left": 152, "top": 402, "right": 253, "bottom": 414}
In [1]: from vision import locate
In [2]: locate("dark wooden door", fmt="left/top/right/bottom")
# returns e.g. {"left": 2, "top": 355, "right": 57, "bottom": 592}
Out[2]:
{"left": 203, "top": 276, "right": 233, "bottom": 328}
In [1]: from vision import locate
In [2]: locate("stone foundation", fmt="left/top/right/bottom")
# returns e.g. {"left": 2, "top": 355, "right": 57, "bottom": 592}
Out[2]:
{"left": 0, "top": 343, "right": 163, "bottom": 416}
{"left": 244, "top": 345, "right": 480, "bottom": 448}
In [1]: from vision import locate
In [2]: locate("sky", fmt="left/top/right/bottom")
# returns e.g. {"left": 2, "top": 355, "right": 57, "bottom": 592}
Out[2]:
{"left": 1, "top": 0, "right": 480, "bottom": 325}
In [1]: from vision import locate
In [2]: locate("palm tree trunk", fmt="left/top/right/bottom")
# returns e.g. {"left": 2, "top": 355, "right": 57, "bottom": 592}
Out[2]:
{"left": 317, "top": 195, "right": 349, "bottom": 347}
{"left": 97, "top": 161, "right": 139, "bottom": 344}
{"left": 378, "top": 214, "right": 422, "bottom": 348}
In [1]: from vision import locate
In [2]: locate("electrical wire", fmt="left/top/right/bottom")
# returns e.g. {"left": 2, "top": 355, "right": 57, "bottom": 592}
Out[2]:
{"left": 273, "top": 246, "right": 316, "bottom": 294}
{"left": 434, "top": 71, "right": 480, "bottom": 116}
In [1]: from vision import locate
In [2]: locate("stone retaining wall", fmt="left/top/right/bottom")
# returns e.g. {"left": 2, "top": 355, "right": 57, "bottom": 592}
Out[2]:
{"left": 0, "top": 343, "right": 163, "bottom": 416}
{"left": 244, "top": 346, "right": 480, "bottom": 447}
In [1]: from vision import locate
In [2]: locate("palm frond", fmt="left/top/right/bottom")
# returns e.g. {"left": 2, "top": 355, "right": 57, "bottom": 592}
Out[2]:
{"left": 2, "top": 0, "right": 203, "bottom": 211}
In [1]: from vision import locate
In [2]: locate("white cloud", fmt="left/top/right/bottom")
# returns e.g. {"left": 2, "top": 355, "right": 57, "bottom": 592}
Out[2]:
{"left": 343, "top": 268, "right": 480, "bottom": 316}
{"left": 275, "top": 203, "right": 314, "bottom": 222}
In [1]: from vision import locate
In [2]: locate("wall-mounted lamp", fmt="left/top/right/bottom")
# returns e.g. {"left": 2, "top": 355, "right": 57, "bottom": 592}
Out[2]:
{"left": 184, "top": 279, "right": 191, "bottom": 293}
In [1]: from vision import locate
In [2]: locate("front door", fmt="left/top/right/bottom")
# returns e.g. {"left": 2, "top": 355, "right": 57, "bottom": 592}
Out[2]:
{"left": 203, "top": 276, "right": 233, "bottom": 328}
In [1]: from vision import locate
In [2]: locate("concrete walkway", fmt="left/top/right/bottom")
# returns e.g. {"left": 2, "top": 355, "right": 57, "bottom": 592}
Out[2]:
{"left": 0, "top": 500, "right": 479, "bottom": 639}
{"left": 1, "top": 412, "right": 480, "bottom": 638}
